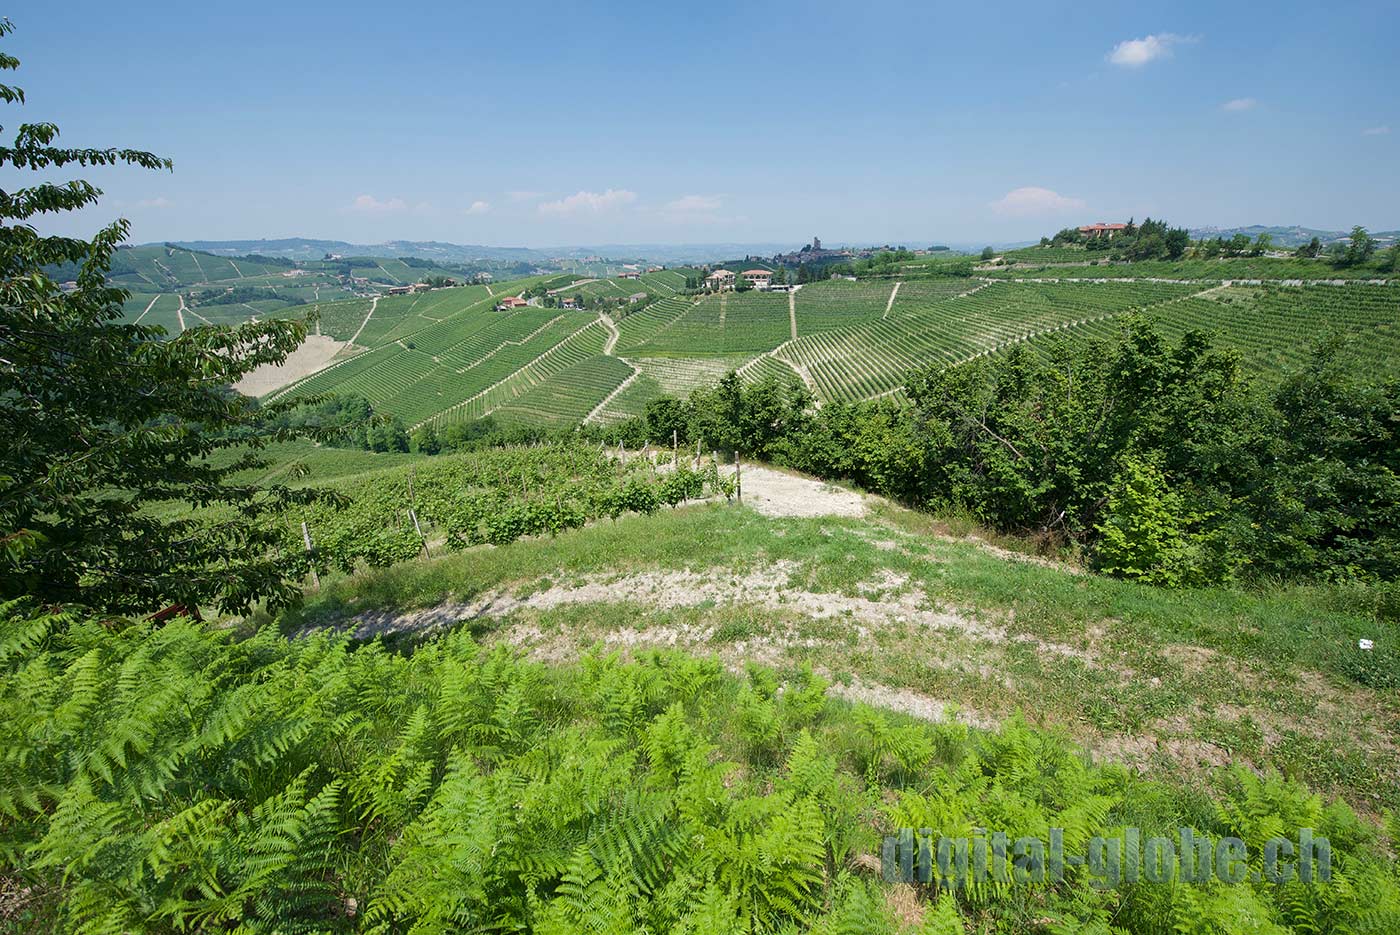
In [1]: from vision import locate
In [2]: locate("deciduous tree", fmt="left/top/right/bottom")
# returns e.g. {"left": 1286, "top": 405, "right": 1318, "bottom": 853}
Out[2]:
{"left": 0, "top": 21, "right": 329, "bottom": 614}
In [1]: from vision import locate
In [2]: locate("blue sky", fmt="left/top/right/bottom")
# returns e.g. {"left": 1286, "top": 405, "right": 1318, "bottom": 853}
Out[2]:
{"left": 11, "top": 0, "right": 1399, "bottom": 247}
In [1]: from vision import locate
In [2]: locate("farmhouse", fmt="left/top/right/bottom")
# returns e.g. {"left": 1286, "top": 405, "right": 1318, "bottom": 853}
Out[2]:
{"left": 495, "top": 296, "right": 530, "bottom": 310}
{"left": 559, "top": 297, "right": 582, "bottom": 309}
{"left": 627, "top": 292, "right": 648, "bottom": 304}
{"left": 705, "top": 269, "right": 736, "bottom": 290}
{"left": 1078, "top": 222, "right": 1128, "bottom": 240}
{"left": 741, "top": 269, "right": 772, "bottom": 288}
{"left": 386, "top": 285, "right": 413, "bottom": 295}
{"left": 617, "top": 270, "right": 642, "bottom": 280}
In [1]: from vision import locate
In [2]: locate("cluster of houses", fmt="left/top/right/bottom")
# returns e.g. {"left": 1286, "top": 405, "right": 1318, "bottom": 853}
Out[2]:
{"left": 703, "top": 268, "right": 793, "bottom": 293}
{"left": 616, "top": 266, "right": 665, "bottom": 280}
{"left": 385, "top": 282, "right": 441, "bottom": 296}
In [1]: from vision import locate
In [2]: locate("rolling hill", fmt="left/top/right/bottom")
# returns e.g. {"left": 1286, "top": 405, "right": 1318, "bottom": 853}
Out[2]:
{"left": 257, "top": 257, "right": 1400, "bottom": 432}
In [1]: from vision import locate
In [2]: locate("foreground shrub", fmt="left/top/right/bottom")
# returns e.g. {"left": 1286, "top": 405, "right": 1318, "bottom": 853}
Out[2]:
{"left": 1, "top": 602, "right": 1397, "bottom": 933}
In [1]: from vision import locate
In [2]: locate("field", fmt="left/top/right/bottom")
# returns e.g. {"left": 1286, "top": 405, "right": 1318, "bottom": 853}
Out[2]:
{"left": 240, "top": 258, "right": 1398, "bottom": 431}
{"left": 1020, "top": 283, "right": 1400, "bottom": 379}
{"left": 86, "top": 244, "right": 519, "bottom": 342}
{"left": 776, "top": 280, "right": 1201, "bottom": 401}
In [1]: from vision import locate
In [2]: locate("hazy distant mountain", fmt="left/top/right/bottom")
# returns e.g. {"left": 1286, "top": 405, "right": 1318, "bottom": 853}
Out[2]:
{"left": 168, "top": 238, "right": 548, "bottom": 263}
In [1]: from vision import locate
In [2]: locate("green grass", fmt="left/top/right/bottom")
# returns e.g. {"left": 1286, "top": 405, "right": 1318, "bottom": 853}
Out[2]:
{"left": 277, "top": 490, "right": 1400, "bottom": 813}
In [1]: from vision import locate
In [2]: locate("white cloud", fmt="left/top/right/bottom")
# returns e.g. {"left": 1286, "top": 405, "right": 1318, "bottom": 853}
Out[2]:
{"left": 1107, "top": 33, "right": 1194, "bottom": 68}
{"left": 1362, "top": 125, "right": 1391, "bottom": 136}
{"left": 990, "top": 186, "right": 1087, "bottom": 217}
{"left": 664, "top": 194, "right": 723, "bottom": 213}
{"left": 347, "top": 194, "right": 408, "bottom": 214}
{"left": 465, "top": 200, "right": 491, "bottom": 215}
{"left": 1222, "top": 97, "right": 1257, "bottom": 111}
{"left": 537, "top": 188, "right": 637, "bottom": 216}
{"left": 135, "top": 196, "right": 173, "bottom": 208}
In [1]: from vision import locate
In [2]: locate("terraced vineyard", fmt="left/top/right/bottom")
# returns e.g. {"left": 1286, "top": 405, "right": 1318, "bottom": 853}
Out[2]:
{"left": 628, "top": 355, "right": 756, "bottom": 396}
{"left": 588, "top": 372, "right": 665, "bottom": 425}
{"left": 793, "top": 280, "right": 892, "bottom": 331}
{"left": 1017, "top": 283, "right": 1400, "bottom": 380}
{"left": 256, "top": 272, "right": 1399, "bottom": 431}
{"left": 494, "top": 355, "right": 639, "bottom": 427}
{"left": 620, "top": 291, "right": 790, "bottom": 356}
{"left": 776, "top": 281, "right": 1201, "bottom": 402}
{"left": 614, "top": 296, "right": 698, "bottom": 352}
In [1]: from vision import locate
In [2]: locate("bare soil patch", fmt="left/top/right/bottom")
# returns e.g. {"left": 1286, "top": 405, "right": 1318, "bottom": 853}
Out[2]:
{"left": 732, "top": 465, "right": 869, "bottom": 518}
{"left": 235, "top": 334, "right": 349, "bottom": 397}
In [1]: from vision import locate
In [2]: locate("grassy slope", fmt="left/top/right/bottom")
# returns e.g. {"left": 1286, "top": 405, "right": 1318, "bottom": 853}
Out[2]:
{"left": 279, "top": 488, "right": 1400, "bottom": 816}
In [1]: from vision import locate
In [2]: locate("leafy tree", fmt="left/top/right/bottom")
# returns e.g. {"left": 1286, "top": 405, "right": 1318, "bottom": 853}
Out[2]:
{"left": 1163, "top": 227, "right": 1190, "bottom": 259}
{"left": 1295, "top": 236, "right": 1322, "bottom": 259}
{"left": 413, "top": 423, "right": 442, "bottom": 455}
{"left": 1093, "top": 456, "right": 1223, "bottom": 587}
{"left": 643, "top": 396, "right": 688, "bottom": 446}
{"left": 980, "top": 246, "right": 995, "bottom": 260}
{"left": 0, "top": 23, "right": 327, "bottom": 614}
{"left": 1340, "top": 225, "right": 1377, "bottom": 267}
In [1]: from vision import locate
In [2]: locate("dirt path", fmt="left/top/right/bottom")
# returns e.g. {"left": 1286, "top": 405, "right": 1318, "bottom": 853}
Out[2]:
{"left": 175, "top": 295, "right": 188, "bottom": 332}
{"left": 600, "top": 313, "right": 620, "bottom": 355}
{"left": 546, "top": 278, "right": 596, "bottom": 295}
{"left": 347, "top": 295, "right": 380, "bottom": 347}
{"left": 583, "top": 367, "right": 640, "bottom": 424}
{"left": 788, "top": 290, "right": 798, "bottom": 340}
{"left": 731, "top": 463, "right": 867, "bottom": 518}
{"left": 234, "top": 334, "right": 351, "bottom": 397}
{"left": 133, "top": 294, "right": 160, "bottom": 323}
{"left": 882, "top": 281, "right": 901, "bottom": 319}
{"left": 484, "top": 283, "right": 494, "bottom": 296}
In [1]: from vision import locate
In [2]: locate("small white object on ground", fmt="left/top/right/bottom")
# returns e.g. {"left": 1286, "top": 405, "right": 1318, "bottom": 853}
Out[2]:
{"left": 1358, "top": 638, "right": 1374, "bottom": 650}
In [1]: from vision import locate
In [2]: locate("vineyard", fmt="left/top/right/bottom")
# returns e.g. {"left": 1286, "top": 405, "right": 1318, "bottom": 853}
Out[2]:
{"left": 282, "top": 443, "right": 729, "bottom": 571}
{"left": 613, "top": 296, "right": 700, "bottom": 353}
{"left": 248, "top": 271, "right": 1396, "bottom": 430}
{"left": 793, "top": 280, "right": 892, "bottom": 331}
{"left": 775, "top": 280, "right": 1201, "bottom": 402}
{"left": 1016, "top": 283, "right": 1400, "bottom": 380}
{"left": 494, "top": 356, "right": 639, "bottom": 428}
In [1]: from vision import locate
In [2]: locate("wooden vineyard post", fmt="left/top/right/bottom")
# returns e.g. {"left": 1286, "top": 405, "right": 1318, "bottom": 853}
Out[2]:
{"left": 409, "top": 508, "right": 430, "bottom": 558}
{"left": 301, "top": 520, "right": 320, "bottom": 591}
{"left": 735, "top": 452, "right": 742, "bottom": 505}
{"left": 695, "top": 438, "right": 701, "bottom": 470}
{"left": 672, "top": 429, "right": 678, "bottom": 465}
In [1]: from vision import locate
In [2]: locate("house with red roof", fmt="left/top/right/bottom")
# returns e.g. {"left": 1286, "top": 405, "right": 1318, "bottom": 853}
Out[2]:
{"left": 1078, "top": 222, "right": 1128, "bottom": 240}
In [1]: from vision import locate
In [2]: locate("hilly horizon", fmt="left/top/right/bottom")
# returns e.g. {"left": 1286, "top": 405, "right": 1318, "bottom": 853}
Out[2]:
{"left": 162, "top": 225, "right": 1400, "bottom": 266}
